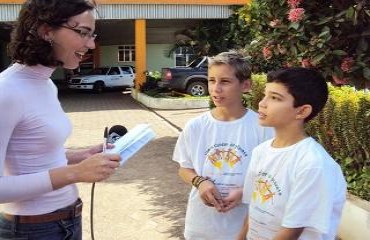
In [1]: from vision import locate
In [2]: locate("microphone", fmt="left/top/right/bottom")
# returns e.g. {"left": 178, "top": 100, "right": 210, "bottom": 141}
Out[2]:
{"left": 107, "top": 125, "right": 128, "bottom": 144}
{"left": 105, "top": 124, "right": 156, "bottom": 166}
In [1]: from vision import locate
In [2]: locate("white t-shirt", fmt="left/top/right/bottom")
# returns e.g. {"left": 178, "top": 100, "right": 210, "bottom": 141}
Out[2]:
{"left": 0, "top": 63, "right": 77, "bottom": 215}
{"left": 242, "top": 137, "right": 346, "bottom": 240}
{"left": 173, "top": 110, "right": 274, "bottom": 240}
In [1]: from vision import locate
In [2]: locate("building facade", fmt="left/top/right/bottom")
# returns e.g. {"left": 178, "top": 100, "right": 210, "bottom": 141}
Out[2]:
{"left": 0, "top": 0, "right": 247, "bottom": 85}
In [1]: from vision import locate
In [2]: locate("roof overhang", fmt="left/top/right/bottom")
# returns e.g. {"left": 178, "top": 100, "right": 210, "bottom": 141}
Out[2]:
{"left": 0, "top": 0, "right": 249, "bottom": 21}
{"left": 0, "top": 0, "right": 248, "bottom": 5}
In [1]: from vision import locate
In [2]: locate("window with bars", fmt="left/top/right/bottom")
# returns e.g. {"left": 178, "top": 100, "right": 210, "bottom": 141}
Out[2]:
{"left": 118, "top": 45, "right": 135, "bottom": 62}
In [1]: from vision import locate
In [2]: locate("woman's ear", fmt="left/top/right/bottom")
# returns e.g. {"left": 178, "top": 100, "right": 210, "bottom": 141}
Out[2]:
{"left": 296, "top": 104, "right": 312, "bottom": 120}
{"left": 37, "top": 23, "right": 54, "bottom": 42}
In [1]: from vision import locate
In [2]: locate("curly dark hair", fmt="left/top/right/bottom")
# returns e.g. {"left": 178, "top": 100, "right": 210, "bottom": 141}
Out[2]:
{"left": 8, "top": 0, "right": 96, "bottom": 67}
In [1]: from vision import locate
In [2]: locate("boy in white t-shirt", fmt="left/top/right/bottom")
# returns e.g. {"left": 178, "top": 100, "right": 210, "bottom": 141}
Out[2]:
{"left": 238, "top": 68, "right": 347, "bottom": 240}
{"left": 172, "top": 51, "right": 274, "bottom": 240}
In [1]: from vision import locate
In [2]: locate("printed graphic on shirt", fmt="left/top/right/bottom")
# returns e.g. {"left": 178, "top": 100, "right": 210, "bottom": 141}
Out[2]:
{"left": 204, "top": 143, "right": 248, "bottom": 169}
{"left": 252, "top": 171, "right": 282, "bottom": 205}
{"left": 207, "top": 148, "right": 240, "bottom": 169}
{"left": 203, "top": 142, "right": 249, "bottom": 197}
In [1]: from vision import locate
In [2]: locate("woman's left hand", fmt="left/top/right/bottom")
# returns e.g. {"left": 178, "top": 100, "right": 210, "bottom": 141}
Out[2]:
{"left": 66, "top": 143, "right": 115, "bottom": 164}
{"left": 86, "top": 143, "right": 115, "bottom": 156}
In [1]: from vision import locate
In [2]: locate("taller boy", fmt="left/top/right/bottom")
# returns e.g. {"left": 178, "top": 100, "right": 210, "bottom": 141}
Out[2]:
{"left": 239, "top": 68, "right": 347, "bottom": 240}
{"left": 173, "top": 51, "right": 273, "bottom": 240}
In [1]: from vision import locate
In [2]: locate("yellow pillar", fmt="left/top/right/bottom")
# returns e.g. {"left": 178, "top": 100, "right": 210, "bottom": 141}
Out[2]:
{"left": 135, "top": 19, "right": 146, "bottom": 90}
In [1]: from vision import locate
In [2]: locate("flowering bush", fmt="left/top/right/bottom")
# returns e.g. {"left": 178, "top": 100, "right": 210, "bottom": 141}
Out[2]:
{"left": 288, "top": 8, "right": 305, "bottom": 22}
{"left": 242, "top": 0, "right": 370, "bottom": 89}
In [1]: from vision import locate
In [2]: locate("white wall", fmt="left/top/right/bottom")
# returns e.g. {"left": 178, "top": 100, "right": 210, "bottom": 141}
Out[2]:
{"left": 338, "top": 195, "right": 370, "bottom": 240}
{"left": 99, "top": 44, "right": 174, "bottom": 71}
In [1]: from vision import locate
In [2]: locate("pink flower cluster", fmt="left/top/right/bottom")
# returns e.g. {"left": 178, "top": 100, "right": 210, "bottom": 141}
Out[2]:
{"left": 269, "top": 19, "right": 281, "bottom": 27}
{"left": 340, "top": 57, "right": 354, "bottom": 72}
{"left": 288, "top": 8, "right": 305, "bottom": 22}
{"left": 287, "top": 0, "right": 303, "bottom": 8}
{"left": 262, "top": 47, "right": 273, "bottom": 59}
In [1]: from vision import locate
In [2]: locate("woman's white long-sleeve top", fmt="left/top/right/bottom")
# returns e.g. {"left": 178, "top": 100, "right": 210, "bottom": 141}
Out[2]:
{"left": 0, "top": 63, "right": 78, "bottom": 215}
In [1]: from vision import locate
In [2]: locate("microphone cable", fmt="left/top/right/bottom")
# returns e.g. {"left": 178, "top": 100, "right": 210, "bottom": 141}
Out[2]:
{"left": 90, "top": 126, "right": 108, "bottom": 240}
{"left": 90, "top": 182, "right": 96, "bottom": 240}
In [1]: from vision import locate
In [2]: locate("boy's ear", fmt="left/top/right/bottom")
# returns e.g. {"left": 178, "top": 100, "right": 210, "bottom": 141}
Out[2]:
{"left": 241, "top": 79, "right": 252, "bottom": 93}
{"left": 296, "top": 104, "right": 312, "bottom": 120}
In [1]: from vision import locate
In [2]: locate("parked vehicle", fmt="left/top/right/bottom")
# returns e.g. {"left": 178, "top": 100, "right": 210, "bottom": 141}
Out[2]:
{"left": 68, "top": 66, "right": 135, "bottom": 93}
{"left": 158, "top": 56, "right": 208, "bottom": 96}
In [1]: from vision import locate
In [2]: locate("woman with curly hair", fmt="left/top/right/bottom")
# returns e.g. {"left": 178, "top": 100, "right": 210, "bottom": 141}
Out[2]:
{"left": 0, "top": 1, "right": 120, "bottom": 239}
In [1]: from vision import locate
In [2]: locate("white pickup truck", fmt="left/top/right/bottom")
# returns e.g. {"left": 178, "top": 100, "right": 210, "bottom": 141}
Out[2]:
{"left": 68, "top": 65, "right": 135, "bottom": 93}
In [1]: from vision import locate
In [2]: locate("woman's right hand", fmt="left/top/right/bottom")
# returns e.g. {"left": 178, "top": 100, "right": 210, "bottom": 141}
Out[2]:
{"left": 50, "top": 153, "right": 121, "bottom": 190}
{"left": 75, "top": 153, "right": 121, "bottom": 183}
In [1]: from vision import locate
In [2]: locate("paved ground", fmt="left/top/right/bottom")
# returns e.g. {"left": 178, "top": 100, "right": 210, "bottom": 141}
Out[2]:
{"left": 60, "top": 90, "right": 208, "bottom": 240}
{"left": 0, "top": 89, "right": 346, "bottom": 240}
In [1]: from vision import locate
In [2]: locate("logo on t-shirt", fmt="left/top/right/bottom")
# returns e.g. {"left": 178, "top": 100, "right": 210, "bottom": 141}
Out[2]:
{"left": 252, "top": 171, "right": 282, "bottom": 204}
{"left": 204, "top": 143, "right": 248, "bottom": 169}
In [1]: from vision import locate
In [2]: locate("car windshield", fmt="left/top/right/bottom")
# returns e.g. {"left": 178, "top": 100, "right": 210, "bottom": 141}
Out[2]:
{"left": 86, "top": 67, "right": 110, "bottom": 75}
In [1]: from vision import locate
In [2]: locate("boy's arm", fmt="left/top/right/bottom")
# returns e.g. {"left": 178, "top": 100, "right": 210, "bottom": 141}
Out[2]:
{"left": 178, "top": 167, "right": 223, "bottom": 210}
{"left": 236, "top": 215, "right": 249, "bottom": 240}
{"left": 178, "top": 167, "right": 197, "bottom": 185}
{"left": 273, "top": 227, "right": 304, "bottom": 240}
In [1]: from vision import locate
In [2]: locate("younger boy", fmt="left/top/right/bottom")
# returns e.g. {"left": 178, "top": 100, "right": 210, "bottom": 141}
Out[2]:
{"left": 238, "top": 68, "right": 347, "bottom": 240}
{"left": 173, "top": 51, "right": 274, "bottom": 240}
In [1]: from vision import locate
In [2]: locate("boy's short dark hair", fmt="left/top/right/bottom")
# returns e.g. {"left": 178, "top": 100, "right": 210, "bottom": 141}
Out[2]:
{"left": 8, "top": 0, "right": 96, "bottom": 67}
{"left": 208, "top": 51, "right": 251, "bottom": 82}
{"left": 267, "top": 67, "right": 328, "bottom": 122}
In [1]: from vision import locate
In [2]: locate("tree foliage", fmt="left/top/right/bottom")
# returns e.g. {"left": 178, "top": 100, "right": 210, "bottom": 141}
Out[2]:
{"left": 169, "top": 7, "right": 253, "bottom": 57}
{"left": 244, "top": 0, "right": 370, "bottom": 89}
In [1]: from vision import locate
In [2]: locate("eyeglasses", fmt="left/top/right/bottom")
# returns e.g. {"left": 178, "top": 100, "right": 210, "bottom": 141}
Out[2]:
{"left": 58, "top": 25, "right": 97, "bottom": 40}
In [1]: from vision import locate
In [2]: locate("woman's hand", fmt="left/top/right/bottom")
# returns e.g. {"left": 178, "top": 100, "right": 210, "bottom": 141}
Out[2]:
{"left": 66, "top": 143, "right": 115, "bottom": 164}
{"left": 86, "top": 143, "right": 115, "bottom": 156}
{"left": 50, "top": 152, "right": 121, "bottom": 190}
{"left": 75, "top": 152, "right": 120, "bottom": 183}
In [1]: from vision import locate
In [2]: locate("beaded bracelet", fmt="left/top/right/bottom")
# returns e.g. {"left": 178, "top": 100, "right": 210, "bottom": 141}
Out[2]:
{"left": 191, "top": 175, "right": 210, "bottom": 188}
{"left": 191, "top": 175, "right": 201, "bottom": 186}
{"left": 195, "top": 178, "right": 208, "bottom": 188}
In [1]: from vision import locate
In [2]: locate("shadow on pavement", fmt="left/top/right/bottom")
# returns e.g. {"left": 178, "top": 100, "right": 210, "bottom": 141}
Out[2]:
{"left": 105, "top": 136, "right": 189, "bottom": 239}
{"left": 59, "top": 90, "right": 141, "bottom": 113}
{"left": 59, "top": 87, "right": 191, "bottom": 239}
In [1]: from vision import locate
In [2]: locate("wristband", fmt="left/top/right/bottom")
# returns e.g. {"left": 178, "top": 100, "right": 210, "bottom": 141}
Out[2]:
{"left": 191, "top": 175, "right": 201, "bottom": 187}
{"left": 193, "top": 176, "right": 210, "bottom": 188}
{"left": 196, "top": 178, "right": 208, "bottom": 188}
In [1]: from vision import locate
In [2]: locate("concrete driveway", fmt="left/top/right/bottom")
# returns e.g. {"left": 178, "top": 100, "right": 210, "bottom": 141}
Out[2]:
{"left": 60, "top": 90, "right": 207, "bottom": 240}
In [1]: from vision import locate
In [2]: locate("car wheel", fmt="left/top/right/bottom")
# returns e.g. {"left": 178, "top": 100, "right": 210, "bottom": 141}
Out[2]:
{"left": 93, "top": 82, "right": 105, "bottom": 93}
{"left": 186, "top": 82, "right": 208, "bottom": 97}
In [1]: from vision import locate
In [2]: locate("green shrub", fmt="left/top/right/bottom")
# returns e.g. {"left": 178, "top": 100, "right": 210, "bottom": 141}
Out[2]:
{"left": 140, "top": 71, "right": 161, "bottom": 92}
{"left": 248, "top": 74, "right": 370, "bottom": 200}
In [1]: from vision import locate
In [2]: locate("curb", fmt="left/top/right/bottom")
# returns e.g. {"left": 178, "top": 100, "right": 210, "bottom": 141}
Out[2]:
{"left": 131, "top": 89, "right": 209, "bottom": 110}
